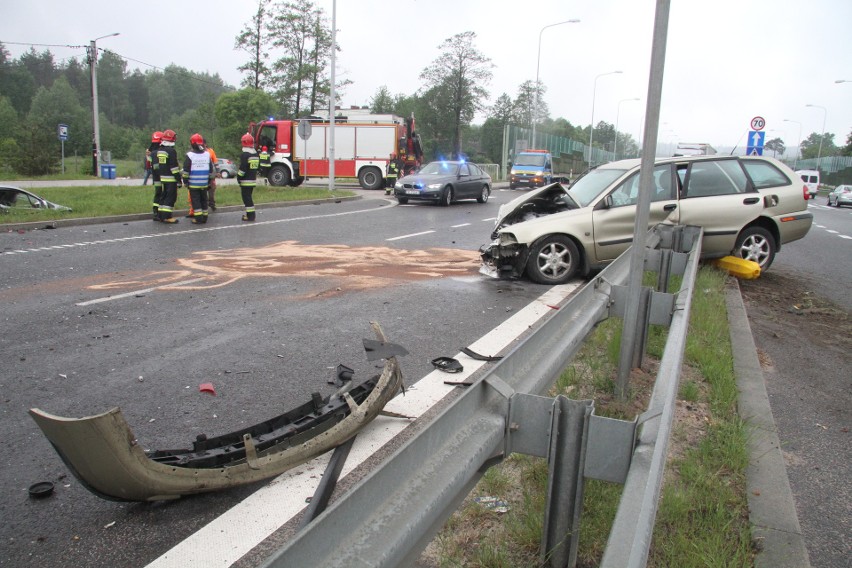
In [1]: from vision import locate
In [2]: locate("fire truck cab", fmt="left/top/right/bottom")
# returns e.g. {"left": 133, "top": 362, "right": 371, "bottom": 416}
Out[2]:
{"left": 250, "top": 112, "right": 422, "bottom": 190}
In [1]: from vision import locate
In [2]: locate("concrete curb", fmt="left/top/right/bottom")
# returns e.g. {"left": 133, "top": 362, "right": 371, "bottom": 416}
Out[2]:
{"left": 726, "top": 281, "right": 811, "bottom": 568}
{"left": 0, "top": 195, "right": 362, "bottom": 233}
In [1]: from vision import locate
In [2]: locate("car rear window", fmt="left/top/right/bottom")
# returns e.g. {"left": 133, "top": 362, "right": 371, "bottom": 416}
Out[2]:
{"left": 681, "top": 159, "right": 749, "bottom": 198}
{"left": 742, "top": 160, "right": 791, "bottom": 189}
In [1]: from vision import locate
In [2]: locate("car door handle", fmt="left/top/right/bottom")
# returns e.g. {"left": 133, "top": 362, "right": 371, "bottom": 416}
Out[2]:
{"left": 743, "top": 197, "right": 760, "bottom": 205}
{"left": 663, "top": 204, "right": 677, "bottom": 211}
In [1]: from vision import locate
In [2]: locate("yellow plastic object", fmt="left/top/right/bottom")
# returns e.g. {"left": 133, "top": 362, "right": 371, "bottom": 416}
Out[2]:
{"left": 712, "top": 256, "right": 761, "bottom": 279}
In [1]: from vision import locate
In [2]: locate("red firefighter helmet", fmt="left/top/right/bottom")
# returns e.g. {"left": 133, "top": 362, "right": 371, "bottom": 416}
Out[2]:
{"left": 241, "top": 133, "right": 254, "bottom": 147}
{"left": 162, "top": 129, "right": 177, "bottom": 142}
{"left": 262, "top": 146, "right": 268, "bottom": 152}
{"left": 151, "top": 131, "right": 163, "bottom": 143}
{"left": 190, "top": 133, "right": 204, "bottom": 146}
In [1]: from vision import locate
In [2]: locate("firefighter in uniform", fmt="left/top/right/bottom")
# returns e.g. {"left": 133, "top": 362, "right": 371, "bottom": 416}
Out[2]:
{"left": 237, "top": 133, "right": 260, "bottom": 222}
{"left": 259, "top": 145, "right": 271, "bottom": 185}
{"left": 149, "top": 131, "right": 163, "bottom": 219}
{"left": 156, "top": 129, "right": 182, "bottom": 223}
{"left": 204, "top": 137, "right": 219, "bottom": 210}
{"left": 385, "top": 153, "right": 400, "bottom": 195}
{"left": 182, "top": 133, "right": 214, "bottom": 224}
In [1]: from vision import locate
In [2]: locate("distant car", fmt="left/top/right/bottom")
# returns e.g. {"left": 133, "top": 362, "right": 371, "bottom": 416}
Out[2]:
{"left": 480, "top": 155, "right": 813, "bottom": 284}
{"left": 0, "top": 186, "right": 72, "bottom": 213}
{"left": 215, "top": 158, "right": 237, "bottom": 178}
{"left": 393, "top": 161, "right": 491, "bottom": 206}
{"left": 827, "top": 184, "right": 852, "bottom": 208}
{"left": 795, "top": 169, "right": 820, "bottom": 199}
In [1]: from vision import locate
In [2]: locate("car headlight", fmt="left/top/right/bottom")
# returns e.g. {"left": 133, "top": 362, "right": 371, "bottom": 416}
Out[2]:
{"left": 535, "top": 171, "right": 544, "bottom": 176}
{"left": 394, "top": 181, "right": 402, "bottom": 189}
{"left": 427, "top": 183, "right": 443, "bottom": 189}
{"left": 499, "top": 232, "right": 518, "bottom": 245}
{"left": 510, "top": 169, "right": 518, "bottom": 175}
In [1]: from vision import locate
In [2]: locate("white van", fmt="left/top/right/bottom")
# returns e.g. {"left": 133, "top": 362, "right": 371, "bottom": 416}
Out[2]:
{"left": 795, "top": 169, "right": 820, "bottom": 199}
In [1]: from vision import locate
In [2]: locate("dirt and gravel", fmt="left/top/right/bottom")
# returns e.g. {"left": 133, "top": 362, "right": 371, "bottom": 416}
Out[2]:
{"left": 739, "top": 269, "right": 851, "bottom": 568}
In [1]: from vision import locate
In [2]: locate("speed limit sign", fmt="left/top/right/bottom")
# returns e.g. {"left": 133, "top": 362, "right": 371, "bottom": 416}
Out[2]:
{"left": 750, "top": 116, "right": 766, "bottom": 131}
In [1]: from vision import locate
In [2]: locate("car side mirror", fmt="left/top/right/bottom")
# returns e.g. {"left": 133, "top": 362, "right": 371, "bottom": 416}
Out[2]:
{"left": 603, "top": 195, "right": 613, "bottom": 209}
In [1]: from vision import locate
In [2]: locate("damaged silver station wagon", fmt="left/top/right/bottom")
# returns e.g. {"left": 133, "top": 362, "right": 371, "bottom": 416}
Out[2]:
{"left": 480, "top": 155, "right": 813, "bottom": 284}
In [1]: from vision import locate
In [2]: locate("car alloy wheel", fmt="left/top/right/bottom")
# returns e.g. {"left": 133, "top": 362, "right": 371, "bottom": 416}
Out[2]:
{"left": 477, "top": 185, "right": 490, "bottom": 204}
{"left": 525, "top": 235, "right": 579, "bottom": 284}
{"left": 735, "top": 226, "right": 776, "bottom": 270}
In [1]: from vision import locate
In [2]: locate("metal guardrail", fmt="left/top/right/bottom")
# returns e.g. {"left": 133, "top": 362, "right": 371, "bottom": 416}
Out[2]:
{"left": 261, "top": 224, "right": 703, "bottom": 568}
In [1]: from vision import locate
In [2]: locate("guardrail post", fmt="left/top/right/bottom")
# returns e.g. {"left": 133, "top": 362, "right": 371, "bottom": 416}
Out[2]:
{"left": 541, "top": 396, "right": 594, "bottom": 567}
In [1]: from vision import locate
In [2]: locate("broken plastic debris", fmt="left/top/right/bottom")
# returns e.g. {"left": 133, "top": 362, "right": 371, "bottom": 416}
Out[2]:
{"left": 199, "top": 383, "right": 216, "bottom": 395}
{"left": 474, "top": 495, "right": 510, "bottom": 513}
{"left": 431, "top": 357, "right": 463, "bottom": 373}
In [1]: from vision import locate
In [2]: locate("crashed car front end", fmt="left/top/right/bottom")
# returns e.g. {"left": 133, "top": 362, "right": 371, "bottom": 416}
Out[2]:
{"left": 479, "top": 233, "right": 529, "bottom": 280}
{"left": 479, "top": 183, "right": 580, "bottom": 280}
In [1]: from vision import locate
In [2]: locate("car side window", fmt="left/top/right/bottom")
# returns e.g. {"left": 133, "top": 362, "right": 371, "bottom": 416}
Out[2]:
{"left": 741, "top": 160, "right": 791, "bottom": 189}
{"left": 608, "top": 165, "right": 673, "bottom": 208}
{"left": 459, "top": 164, "right": 470, "bottom": 176}
{"left": 681, "top": 159, "right": 749, "bottom": 198}
{"left": 468, "top": 164, "right": 480, "bottom": 176}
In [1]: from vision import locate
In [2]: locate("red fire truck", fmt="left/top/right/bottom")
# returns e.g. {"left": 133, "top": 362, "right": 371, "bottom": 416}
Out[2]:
{"left": 248, "top": 112, "right": 423, "bottom": 189}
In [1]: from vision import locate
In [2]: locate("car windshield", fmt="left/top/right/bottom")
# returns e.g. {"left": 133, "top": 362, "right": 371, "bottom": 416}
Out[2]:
{"left": 567, "top": 168, "right": 629, "bottom": 207}
{"left": 514, "top": 154, "right": 546, "bottom": 167}
{"left": 419, "top": 162, "right": 459, "bottom": 176}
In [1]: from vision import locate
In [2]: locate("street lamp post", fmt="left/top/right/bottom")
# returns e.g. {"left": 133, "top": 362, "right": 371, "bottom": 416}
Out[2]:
{"left": 783, "top": 118, "right": 802, "bottom": 169}
{"left": 532, "top": 19, "right": 580, "bottom": 146}
{"left": 613, "top": 97, "right": 639, "bottom": 158}
{"left": 588, "top": 70, "right": 622, "bottom": 167}
{"left": 805, "top": 103, "right": 827, "bottom": 170}
{"left": 89, "top": 32, "right": 119, "bottom": 177}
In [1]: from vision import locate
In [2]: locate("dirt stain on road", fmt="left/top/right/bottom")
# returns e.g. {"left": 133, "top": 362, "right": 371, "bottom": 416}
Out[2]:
{"left": 87, "top": 241, "right": 481, "bottom": 298}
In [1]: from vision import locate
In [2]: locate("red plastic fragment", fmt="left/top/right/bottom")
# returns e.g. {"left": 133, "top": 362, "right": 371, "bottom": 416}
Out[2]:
{"left": 199, "top": 383, "right": 216, "bottom": 395}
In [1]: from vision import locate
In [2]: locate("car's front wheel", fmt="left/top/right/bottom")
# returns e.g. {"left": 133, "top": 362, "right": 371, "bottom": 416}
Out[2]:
{"left": 220, "top": 170, "right": 230, "bottom": 179}
{"left": 735, "top": 226, "right": 776, "bottom": 270}
{"left": 396, "top": 196, "right": 409, "bottom": 205}
{"left": 525, "top": 235, "right": 580, "bottom": 284}
{"left": 439, "top": 186, "right": 454, "bottom": 206}
{"left": 477, "top": 185, "right": 490, "bottom": 203}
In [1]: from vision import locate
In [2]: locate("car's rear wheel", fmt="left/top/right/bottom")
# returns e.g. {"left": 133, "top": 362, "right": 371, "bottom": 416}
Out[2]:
{"left": 735, "top": 226, "right": 776, "bottom": 270}
{"left": 439, "top": 186, "right": 454, "bottom": 206}
{"left": 477, "top": 185, "right": 490, "bottom": 203}
{"left": 220, "top": 170, "right": 230, "bottom": 179}
{"left": 525, "top": 235, "right": 580, "bottom": 284}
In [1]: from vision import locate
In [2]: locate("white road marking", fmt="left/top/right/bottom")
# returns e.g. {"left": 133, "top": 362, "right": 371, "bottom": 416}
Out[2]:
{"left": 0, "top": 205, "right": 387, "bottom": 257}
{"left": 75, "top": 278, "right": 209, "bottom": 306}
{"left": 451, "top": 223, "right": 471, "bottom": 228}
{"left": 145, "top": 282, "right": 581, "bottom": 568}
{"left": 386, "top": 230, "right": 436, "bottom": 241}
{"left": 482, "top": 217, "right": 496, "bottom": 222}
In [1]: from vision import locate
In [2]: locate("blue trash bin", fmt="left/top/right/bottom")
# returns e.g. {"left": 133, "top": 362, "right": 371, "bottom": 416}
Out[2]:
{"left": 100, "top": 164, "right": 116, "bottom": 179}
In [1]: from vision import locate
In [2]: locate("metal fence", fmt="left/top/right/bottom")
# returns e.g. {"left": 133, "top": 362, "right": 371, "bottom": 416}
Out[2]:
{"left": 261, "top": 224, "right": 702, "bottom": 568}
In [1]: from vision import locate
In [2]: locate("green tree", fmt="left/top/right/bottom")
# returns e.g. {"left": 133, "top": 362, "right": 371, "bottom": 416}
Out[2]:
{"left": 842, "top": 130, "right": 852, "bottom": 157}
{"left": 96, "top": 50, "right": 133, "bottom": 125}
{"left": 235, "top": 0, "right": 274, "bottom": 90}
{"left": 764, "top": 137, "right": 786, "bottom": 159}
{"left": 800, "top": 131, "right": 837, "bottom": 159}
{"left": 514, "top": 80, "right": 547, "bottom": 128}
{"left": 214, "top": 88, "right": 278, "bottom": 157}
{"left": 0, "top": 43, "right": 37, "bottom": 116}
{"left": 0, "top": 96, "right": 20, "bottom": 173}
{"left": 18, "top": 48, "right": 56, "bottom": 89}
{"left": 369, "top": 86, "right": 397, "bottom": 114}
{"left": 268, "top": 0, "right": 331, "bottom": 116}
{"left": 17, "top": 78, "right": 88, "bottom": 175}
{"left": 419, "top": 31, "right": 493, "bottom": 159}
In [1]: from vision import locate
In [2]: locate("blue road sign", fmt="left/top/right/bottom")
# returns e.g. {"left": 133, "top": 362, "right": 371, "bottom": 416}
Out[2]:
{"left": 746, "top": 146, "right": 764, "bottom": 156}
{"left": 748, "top": 130, "right": 765, "bottom": 148}
{"left": 58, "top": 124, "right": 68, "bottom": 141}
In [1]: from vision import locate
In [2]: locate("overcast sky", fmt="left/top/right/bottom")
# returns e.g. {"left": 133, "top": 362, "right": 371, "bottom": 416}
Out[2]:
{"left": 3, "top": 0, "right": 850, "bottom": 156}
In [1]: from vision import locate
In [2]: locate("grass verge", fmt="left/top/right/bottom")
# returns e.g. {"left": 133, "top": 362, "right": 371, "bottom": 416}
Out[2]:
{"left": 0, "top": 184, "right": 355, "bottom": 224}
{"left": 422, "top": 266, "right": 753, "bottom": 567}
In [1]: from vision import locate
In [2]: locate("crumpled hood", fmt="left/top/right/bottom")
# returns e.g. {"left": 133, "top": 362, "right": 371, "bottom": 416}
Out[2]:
{"left": 493, "top": 183, "right": 577, "bottom": 228}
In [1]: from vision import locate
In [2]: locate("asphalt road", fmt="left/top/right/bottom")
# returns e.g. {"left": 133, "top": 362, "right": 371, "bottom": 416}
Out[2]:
{"left": 0, "top": 184, "right": 565, "bottom": 567}
{"left": 740, "top": 200, "right": 852, "bottom": 568}
{"left": 1, "top": 185, "right": 848, "bottom": 567}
